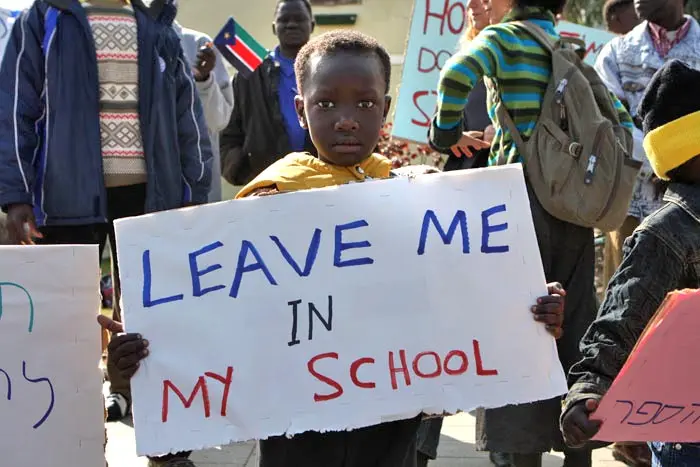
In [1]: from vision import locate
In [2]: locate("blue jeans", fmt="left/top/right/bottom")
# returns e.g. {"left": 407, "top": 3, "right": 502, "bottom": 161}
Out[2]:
{"left": 650, "top": 443, "right": 700, "bottom": 466}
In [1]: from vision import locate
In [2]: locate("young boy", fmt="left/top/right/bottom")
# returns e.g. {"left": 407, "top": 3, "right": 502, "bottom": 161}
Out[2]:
{"left": 104, "top": 30, "right": 567, "bottom": 467}
{"left": 561, "top": 59, "right": 700, "bottom": 465}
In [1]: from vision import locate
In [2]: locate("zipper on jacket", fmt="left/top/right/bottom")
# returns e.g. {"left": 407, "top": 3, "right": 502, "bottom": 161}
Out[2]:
{"left": 596, "top": 124, "right": 623, "bottom": 222}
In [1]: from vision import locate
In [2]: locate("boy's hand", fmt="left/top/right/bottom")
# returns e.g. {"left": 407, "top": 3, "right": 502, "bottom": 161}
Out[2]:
{"left": 531, "top": 282, "right": 565, "bottom": 339}
{"left": 450, "top": 131, "right": 491, "bottom": 158}
{"left": 98, "top": 315, "right": 149, "bottom": 380}
{"left": 6, "top": 203, "right": 42, "bottom": 245}
{"left": 561, "top": 398, "right": 603, "bottom": 447}
{"left": 193, "top": 44, "right": 216, "bottom": 82}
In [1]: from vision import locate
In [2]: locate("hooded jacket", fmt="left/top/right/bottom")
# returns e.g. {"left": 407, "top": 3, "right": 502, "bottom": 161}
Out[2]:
{"left": 0, "top": 0, "right": 212, "bottom": 226}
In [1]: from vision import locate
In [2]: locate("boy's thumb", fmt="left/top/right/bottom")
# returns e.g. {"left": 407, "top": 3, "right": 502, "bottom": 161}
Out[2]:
{"left": 97, "top": 314, "right": 124, "bottom": 333}
{"left": 584, "top": 398, "right": 599, "bottom": 413}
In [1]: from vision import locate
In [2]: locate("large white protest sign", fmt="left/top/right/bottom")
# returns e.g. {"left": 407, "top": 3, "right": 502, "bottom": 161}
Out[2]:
{"left": 115, "top": 165, "right": 567, "bottom": 456}
{"left": 0, "top": 245, "right": 104, "bottom": 466}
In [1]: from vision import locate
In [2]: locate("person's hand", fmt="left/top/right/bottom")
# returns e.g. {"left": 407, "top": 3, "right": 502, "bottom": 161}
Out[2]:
{"left": 467, "top": 0, "right": 492, "bottom": 31}
{"left": 531, "top": 282, "right": 565, "bottom": 339}
{"left": 450, "top": 131, "right": 490, "bottom": 157}
{"left": 483, "top": 125, "right": 496, "bottom": 144}
{"left": 193, "top": 44, "right": 216, "bottom": 82}
{"left": 98, "top": 315, "right": 149, "bottom": 381}
{"left": 6, "top": 203, "right": 42, "bottom": 245}
{"left": 561, "top": 398, "right": 603, "bottom": 448}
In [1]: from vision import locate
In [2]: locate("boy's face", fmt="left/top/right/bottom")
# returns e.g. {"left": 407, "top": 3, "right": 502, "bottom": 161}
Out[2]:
{"left": 295, "top": 51, "right": 391, "bottom": 167}
{"left": 610, "top": 4, "right": 641, "bottom": 34}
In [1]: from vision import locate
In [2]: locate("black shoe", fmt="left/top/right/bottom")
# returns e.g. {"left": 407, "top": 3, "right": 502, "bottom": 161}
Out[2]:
{"left": 105, "top": 392, "right": 130, "bottom": 422}
{"left": 490, "top": 452, "right": 512, "bottom": 467}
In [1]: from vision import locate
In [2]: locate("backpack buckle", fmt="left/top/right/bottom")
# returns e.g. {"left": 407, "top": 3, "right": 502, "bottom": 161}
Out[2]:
{"left": 568, "top": 142, "right": 582, "bottom": 159}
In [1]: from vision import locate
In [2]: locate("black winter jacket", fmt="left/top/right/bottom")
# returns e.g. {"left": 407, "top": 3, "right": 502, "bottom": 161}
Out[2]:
{"left": 220, "top": 56, "right": 315, "bottom": 186}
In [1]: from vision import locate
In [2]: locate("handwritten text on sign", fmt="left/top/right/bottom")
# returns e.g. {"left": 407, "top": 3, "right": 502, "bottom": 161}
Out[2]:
{"left": 392, "top": 0, "right": 617, "bottom": 143}
{"left": 0, "top": 245, "right": 103, "bottom": 466}
{"left": 593, "top": 289, "right": 700, "bottom": 442}
{"left": 115, "top": 165, "right": 567, "bottom": 457}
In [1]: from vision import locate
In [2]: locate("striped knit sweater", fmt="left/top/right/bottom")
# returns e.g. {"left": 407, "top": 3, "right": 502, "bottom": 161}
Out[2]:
{"left": 432, "top": 8, "right": 634, "bottom": 166}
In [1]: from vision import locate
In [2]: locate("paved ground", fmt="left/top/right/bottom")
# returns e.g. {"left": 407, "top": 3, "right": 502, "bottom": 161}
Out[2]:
{"left": 105, "top": 412, "right": 625, "bottom": 466}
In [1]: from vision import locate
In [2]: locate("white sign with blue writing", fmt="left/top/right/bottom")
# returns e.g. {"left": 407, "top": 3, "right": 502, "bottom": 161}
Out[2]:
{"left": 115, "top": 165, "right": 567, "bottom": 457}
{"left": 0, "top": 245, "right": 103, "bottom": 466}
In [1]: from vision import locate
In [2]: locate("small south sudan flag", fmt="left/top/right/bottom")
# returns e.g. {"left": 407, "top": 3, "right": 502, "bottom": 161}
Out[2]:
{"left": 214, "top": 17, "right": 268, "bottom": 78}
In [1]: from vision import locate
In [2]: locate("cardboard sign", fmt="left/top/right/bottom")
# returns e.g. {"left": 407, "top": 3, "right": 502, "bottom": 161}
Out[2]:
{"left": 392, "top": 0, "right": 617, "bottom": 143}
{"left": 593, "top": 289, "right": 700, "bottom": 442}
{"left": 0, "top": 245, "right": 103, "bottom": 466}
{"left": 115, "top": 165, "right": 567, "bottom": 456}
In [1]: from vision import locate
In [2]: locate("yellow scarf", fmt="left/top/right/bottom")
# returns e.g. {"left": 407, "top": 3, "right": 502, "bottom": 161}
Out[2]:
{"left": 235, "top": 152, "right": 393, "bottom": 199}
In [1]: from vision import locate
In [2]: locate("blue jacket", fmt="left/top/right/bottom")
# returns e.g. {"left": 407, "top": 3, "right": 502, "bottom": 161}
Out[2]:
{"left": 0, "top": 0, "right": 212, "bottom": 226}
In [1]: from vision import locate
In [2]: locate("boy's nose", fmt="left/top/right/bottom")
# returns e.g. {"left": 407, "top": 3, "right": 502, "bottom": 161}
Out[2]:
{"left": 334, "top": 117, "right": 359, "bottom": 131}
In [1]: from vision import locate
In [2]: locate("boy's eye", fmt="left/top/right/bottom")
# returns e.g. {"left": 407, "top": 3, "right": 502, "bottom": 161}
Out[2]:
{"left": 317, "top": 101, "right": 335, "bottom": 109}
{"left": 358, "top": 101, "right": 375, "bottom": 109}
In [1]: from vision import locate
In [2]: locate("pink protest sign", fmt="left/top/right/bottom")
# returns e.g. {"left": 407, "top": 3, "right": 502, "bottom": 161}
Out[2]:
{"left": 593, "top": 289, "right": 700, "bottom": 442}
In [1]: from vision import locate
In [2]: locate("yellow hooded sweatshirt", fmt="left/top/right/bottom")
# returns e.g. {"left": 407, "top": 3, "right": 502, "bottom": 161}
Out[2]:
{"left": 235, "top": 152, "right": 393, "bottom": 199}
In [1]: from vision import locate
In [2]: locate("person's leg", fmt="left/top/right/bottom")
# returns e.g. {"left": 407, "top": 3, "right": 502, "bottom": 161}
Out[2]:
{"left": 509, "top": 453, "right": 542, "bottom": 467}
{"left": 562, "top": 447, "right": 592, "bottom": 467}
{"left": 146, "top": 452, "right": 194, "bottom": 466}
{"left": 416, "top": 452, "right": 430, "bottom": 467}
{"left": 105, "top": 184, "right": 146, "bottom": 421}
{"left": 602, "top": 216, "right": 639, "bottom": 287}
{"left": 489, "top": 452, "right": 512, "bottom": 466}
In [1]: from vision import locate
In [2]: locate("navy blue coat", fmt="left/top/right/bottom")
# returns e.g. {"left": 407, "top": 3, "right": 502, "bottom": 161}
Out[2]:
{"left": 0, "top": 0, "right": 212, "bottom": 226}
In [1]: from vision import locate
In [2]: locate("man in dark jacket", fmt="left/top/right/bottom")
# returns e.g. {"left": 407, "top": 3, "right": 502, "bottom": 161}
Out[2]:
{"left": 0, "top": 0, "right": 212, "bottom": 425}
{"left": 220, "top": 0, "right": 316, "bottom": 187}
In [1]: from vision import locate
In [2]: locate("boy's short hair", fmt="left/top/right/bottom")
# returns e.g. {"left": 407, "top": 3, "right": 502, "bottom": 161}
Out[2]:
{"left": 603, "top": 0, "right": 633, "bottom": 26}
{"left": 513, "top": 0, "right": 567, "bottom": 15}
{"left": 294, "top": 30, "right": 392, "bottom": 95}
{"left": 275, "top": 0, "right": 313, "bottom": 16}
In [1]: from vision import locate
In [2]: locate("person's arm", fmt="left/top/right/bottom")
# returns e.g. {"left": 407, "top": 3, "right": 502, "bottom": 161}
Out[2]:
{"left": 594, "top": 41, "right": 624, "bottom": 101}
{"left": 220, "top": 74, "right": 248, "bottom": 185}
{"left": 429, "top": 30, "right": 498, "bottom": 151}
{"left": 194, "top": 36, "right": 234, "bottom": 133}
{"left": 0, "top": 6, "right": 44, "bottom": 211}
{"left": 175, "top": 47, "right": 213, "bottom": 205}
{"left": 565, "top": 226, "right": 686, "bottom": 410}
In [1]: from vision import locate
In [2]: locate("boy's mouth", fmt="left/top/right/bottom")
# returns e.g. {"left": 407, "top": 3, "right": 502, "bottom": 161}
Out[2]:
{"left": 332, "top": 139, "right": 363, "bottom": 153}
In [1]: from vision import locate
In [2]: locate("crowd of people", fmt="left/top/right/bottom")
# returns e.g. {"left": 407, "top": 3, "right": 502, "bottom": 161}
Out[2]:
{"left": 0, "top": 0, "right": 698, "bottom": 466}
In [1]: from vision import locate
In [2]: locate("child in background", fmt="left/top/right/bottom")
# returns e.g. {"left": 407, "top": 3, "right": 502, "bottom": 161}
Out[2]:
{"left": 603, "top": 0, "right": 640, "bottom": 35}
{"left": 561, "top": 60, "right": 700, "bottom": 465}
{"left": 103, "top": 30, "right": 567, "bottom": 467}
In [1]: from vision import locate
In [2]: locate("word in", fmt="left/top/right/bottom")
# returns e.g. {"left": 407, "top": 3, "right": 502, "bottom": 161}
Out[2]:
{"left": 288, "top": 296, "right": 333, "bottom": 347}
{"left": 307, "top": 339, "right": 498, "bottom": 402}
{"left": 0, "top": 282, "right": 35, "bottom": 333}
{"left": 162, "top": 366, "right": 234, "bottom": 423}
{"left": 611, "top": 400, "right": 700, "bottom": 427}
{"left": 142, "top": 207, "right": 510, "bottom": 308}
{"left": 0, "top": 361, "right": 55, "bottom": 429}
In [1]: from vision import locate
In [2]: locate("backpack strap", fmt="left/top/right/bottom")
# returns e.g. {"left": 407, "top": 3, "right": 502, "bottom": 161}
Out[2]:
{"left": 484, "top": 76, "right": 526, "bottom": 165}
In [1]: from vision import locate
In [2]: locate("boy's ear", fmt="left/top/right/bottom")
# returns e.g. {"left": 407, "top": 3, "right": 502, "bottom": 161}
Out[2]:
{"left": 382, "top": 95, "right": 392, "bottom": 121}
{"left": 311, "top": 21, "right": 316, "bottom": 33}
{"left": 272, "top": 23, "right": 277, "bottom": 36}
{"left": 295, "top": 96, "right": 307, "bottom": 129}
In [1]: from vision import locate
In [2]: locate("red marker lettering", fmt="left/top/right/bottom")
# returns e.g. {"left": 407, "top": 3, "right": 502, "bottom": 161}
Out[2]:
{"left": 308, "top": 352, "right": 344, "bottom": 402}
{"left": 350, "top": 357, "right": 376, "bottom": 389}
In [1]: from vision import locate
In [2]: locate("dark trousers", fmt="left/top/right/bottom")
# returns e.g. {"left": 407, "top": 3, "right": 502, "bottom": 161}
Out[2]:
{"left": 38, "top": 184, "right": 146, "bottom": 400}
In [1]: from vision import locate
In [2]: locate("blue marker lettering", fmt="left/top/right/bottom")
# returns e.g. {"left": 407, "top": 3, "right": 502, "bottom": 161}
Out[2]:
{"left": 333, "top": 220, "right": 374, "bottom": 268}
{"left": 230, "top": 240, "right": 278, "bottom": 298}
{"left": 481, "top": 204, "right": 509, "bottom": 254}
{"left": 142, "top": 250, "right": 184, "bottom": 308}
{"left": 188, "top": 241, "right": 226, "bottom": 297}
{"left": 416, "top": 210, "right": 469, "bottom": 255}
